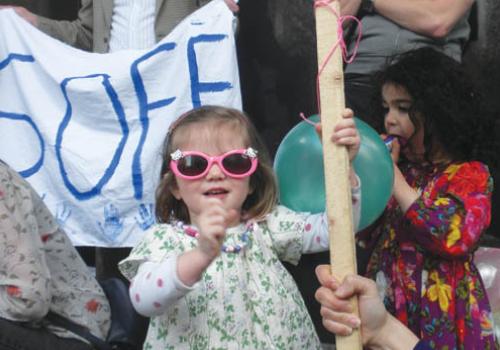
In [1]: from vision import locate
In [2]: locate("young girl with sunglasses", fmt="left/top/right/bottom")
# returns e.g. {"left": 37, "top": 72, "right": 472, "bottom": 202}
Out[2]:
{"left": 119, "top": 105, "right": 361, "bottom": 349}
{"left": 357, "top": 48, "right": 498, "bottom": 348}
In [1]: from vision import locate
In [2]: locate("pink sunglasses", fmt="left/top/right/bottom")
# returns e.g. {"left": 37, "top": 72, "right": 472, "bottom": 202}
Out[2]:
{"left": 169, "top": 148, "right": 258, "bottom": 180}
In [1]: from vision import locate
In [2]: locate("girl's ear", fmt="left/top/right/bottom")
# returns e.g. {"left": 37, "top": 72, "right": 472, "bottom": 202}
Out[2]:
{"left": 248, "top": 179, "right": 256, "bottom": 195}
{"left": 167, "top": 174, "right": 182, "bottom": 200}
{"left": 171, "top": 188, "right": 181, "bottom": 200}
{"left": 170, "top": 183, "right": 182, "bottom": 200}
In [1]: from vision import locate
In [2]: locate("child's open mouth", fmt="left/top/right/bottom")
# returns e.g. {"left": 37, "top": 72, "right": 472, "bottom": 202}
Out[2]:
{"left": 204, "top": 188, "right": 228, "bottom": 196}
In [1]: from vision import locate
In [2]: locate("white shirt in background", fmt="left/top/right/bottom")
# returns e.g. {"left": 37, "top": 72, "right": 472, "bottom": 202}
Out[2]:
{"left": 109, "top": 0, "right": 156, "bottom": 52}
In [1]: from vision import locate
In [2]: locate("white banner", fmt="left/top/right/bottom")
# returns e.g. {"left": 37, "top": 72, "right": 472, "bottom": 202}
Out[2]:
{"left": 0, "top": 0, "right": 241, "bottom": 246}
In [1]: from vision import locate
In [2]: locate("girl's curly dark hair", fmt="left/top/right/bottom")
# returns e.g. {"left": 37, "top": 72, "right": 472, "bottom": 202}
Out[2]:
{"left": 370, "top": 47, "right": 497, "bottom": 167}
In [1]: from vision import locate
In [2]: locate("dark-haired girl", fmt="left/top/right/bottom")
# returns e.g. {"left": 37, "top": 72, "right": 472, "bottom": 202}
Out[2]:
{"left": 358, "top": 47, "right": 498, "bottom": 349}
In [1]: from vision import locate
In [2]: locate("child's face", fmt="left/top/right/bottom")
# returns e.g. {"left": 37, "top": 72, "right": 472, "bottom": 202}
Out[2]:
{"left": 169, "top": 123, "right": 252, "bottom": 227}
{"left": 382, "top": 83, "right": 424, "bottom": 161}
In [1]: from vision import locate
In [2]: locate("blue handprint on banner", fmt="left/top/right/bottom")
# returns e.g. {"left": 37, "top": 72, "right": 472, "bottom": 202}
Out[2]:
{"left": 134, "top": 203, "right": 155, "bottom": 230}
{"left": 56, "top": 203, "right": 72, "bottom": 227}
{"left": 97, "top": 203, "right": 124, "bottom": 242}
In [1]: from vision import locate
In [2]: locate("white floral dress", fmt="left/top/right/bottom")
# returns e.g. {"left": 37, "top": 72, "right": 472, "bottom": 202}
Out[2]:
{"left": 120, "top": 205, "right": 334, "bottom": 350}
{"left": 0, "top": 162, "right": 110, "bottom": 341}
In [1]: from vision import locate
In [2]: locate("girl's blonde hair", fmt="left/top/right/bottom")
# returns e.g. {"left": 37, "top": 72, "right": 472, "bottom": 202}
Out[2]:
{"left": 155, "top": 105, "right": 278, "bottom": 223}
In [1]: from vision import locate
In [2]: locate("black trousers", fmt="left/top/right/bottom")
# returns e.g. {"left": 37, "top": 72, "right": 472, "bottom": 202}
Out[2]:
{"left": 0, "top": 317, "right": 93, "bottom": 350}
{"left": 344, "top": 72, "right": 380, "bottom": 130}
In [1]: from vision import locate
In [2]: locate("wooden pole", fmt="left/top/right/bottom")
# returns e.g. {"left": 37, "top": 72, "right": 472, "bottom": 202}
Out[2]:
{"left": 314, "top": 1, "right": 362, "bottom": 349}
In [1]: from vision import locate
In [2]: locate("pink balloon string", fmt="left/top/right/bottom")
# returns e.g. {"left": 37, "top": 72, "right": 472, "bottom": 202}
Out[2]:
{"left": 300, "top": 0, "right": 362, "bottom": 126}
{"left": 300, "top": 112, "right": 317, "bottom": 126}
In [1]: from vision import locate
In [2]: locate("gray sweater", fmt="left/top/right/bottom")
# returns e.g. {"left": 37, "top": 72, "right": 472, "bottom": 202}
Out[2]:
{"left": 345, "top": 13, "right": 470, "bottom": 75}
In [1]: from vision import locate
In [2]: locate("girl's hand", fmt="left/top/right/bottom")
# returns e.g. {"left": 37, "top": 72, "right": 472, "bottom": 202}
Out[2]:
{"left": 316, "top": 109, "right": 360, "bottom": 162}
{"left": 382, "top": 135, "right": 420, "bottom": 212}
{"left": 196, "top": 198, "right": 236, "bottom": 261}
{"left": 332, "top": 109, "right": 360, "bottom": 162}
{"left": 177, "top": 199, "right": 238, "bottom": 287}
{"left": 0, "top": 6, "right": 37, "bottom": 26}
{"left": 315, "top": 109, "right": 360, "bottom": 187}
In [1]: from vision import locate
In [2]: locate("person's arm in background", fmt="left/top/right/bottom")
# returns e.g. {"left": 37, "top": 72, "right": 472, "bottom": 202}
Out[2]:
{"left": 223, "top": 0, "right": 240, "bottom": 13}
{"left": 339, "top": 0, "right": 362, "bottom": 17}
{"left": 338, "top": 0, "right": 473, "bottom": 38}
{"left": 363, "top": 0, "right": 473, "bottom": 38}
{"left": 314, "top": 265, "right": 423, "bottom": 350}
{"left": 0, "top": 0, "right": 93, "bottom": 51}
{"left": 193, "top": 0, "right": 239, "bottom": 13}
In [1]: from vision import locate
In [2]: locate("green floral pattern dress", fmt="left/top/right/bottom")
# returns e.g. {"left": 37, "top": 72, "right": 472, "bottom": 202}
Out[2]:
{"left": 120, "top": 205, "right": 330, "bottom": 350}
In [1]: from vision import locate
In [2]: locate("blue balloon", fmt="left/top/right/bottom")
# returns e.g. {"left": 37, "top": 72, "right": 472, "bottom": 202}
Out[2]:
{"left": 274, "top": 115, "right": 394, "bottom": 230}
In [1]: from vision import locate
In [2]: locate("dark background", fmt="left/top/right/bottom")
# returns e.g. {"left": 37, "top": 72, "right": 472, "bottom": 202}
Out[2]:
{"left": 0, "top": 0, "right": 79, "bottom": 18}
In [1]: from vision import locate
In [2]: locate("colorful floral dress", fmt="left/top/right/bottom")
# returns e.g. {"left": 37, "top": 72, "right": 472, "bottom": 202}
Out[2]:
{"left": 0, "top": 162, "right": 110, "bottom": 341}
{"left": 120, "top": 205, "right": 333, "bottom": 350}
{"left": 357, "top": 161, "right": 498, "bottom": 349}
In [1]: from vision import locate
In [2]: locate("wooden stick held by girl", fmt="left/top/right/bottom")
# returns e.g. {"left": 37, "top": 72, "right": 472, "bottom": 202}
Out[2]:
{"left": 358, "top": 47, "right": 498, "bottom": 349}
{"left": 119, "top": 105, "right": 361, "bottom": 349}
